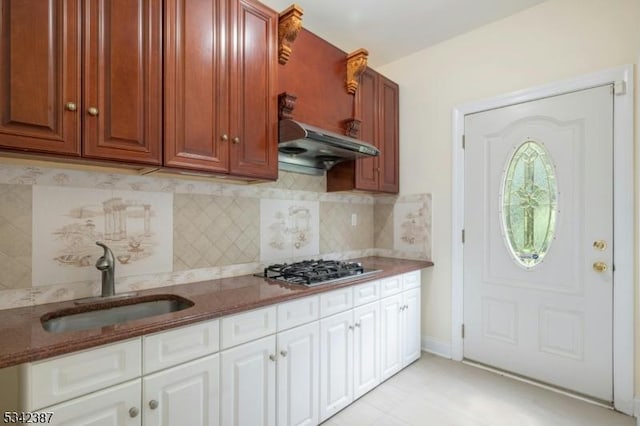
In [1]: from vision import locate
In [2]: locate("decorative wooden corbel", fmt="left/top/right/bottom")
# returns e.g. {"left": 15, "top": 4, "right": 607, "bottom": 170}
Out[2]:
{"left": 278, "top": 92, "right": 297, "bottom": 119}
{"left": 344, "top": 118, "right": 361, "bottom": 138}
{"left": 278, "top": 4, "right": 304, "bottom": 65}
{"left": 346, "top": 48, "right": 369, "bottom": 95}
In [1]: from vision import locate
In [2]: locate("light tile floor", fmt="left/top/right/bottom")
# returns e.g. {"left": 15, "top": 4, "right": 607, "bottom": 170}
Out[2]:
{"left": 321, "top": 352, "right": 635, "bottom": 426}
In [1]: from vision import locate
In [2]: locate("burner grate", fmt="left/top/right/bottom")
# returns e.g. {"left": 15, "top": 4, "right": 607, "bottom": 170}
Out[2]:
{"left": 264, "top": 259, "right": 365, "bottom": 285}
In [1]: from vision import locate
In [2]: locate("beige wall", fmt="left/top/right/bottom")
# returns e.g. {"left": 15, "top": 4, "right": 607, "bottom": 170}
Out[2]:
{"left": 378, "top": 0, "right": 640, "bottom": 392}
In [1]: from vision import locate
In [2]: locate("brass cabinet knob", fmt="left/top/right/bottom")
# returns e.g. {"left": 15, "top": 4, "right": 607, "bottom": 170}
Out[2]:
{"left": 593, "top": 240, "right": 607, "bottom": 251}
{"left": 593, "top": 262, "right": 608, "bottom": 273}
{"left": 221, "top": 134, "right": 229, "bottom": 141}
{"left": 149, "top": 400, "right": 159, "bottom": 410}
{"left": 65, "top": 102, "right": 77, "bottom": 112}
{"left": 129, "top": 407, "right": 139, "bottom": 418}
{"left": 232, "top": 137, "right": 240, "bottom": 144}
{"left": 87, "top": 107, "right": 99, "bottom": 116}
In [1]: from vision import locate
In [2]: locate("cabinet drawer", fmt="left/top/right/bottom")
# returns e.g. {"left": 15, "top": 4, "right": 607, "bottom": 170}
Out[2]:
{"left": 221, "top": 306, "right": 277, "bottom": 349}
{"left": 37, "top": 379, "right": 141, "bottom": 425}
{"left": 319, "top": 287, "right": 353, "bottom": 317}
{"left": 380, "top": 275, "right": 403, "bottom": 297}
{"left": 24, "top": 338, "right": 141, "bottom": 410}
{"left": 402, "top": 271, "right": 421, "bottom": 290}
{"left": 144, "top": 320, "right": 220, "bottom": 374}
{"left": 277, "top": 295, "right": 319, "bottom": 331}
{"left": 353, "top": 280, "right": 380, "bottom": 306}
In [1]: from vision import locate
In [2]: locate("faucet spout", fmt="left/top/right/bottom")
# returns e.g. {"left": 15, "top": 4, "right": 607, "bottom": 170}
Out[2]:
{"left": 95, "top": 242, "right": 115, "bottom": 297}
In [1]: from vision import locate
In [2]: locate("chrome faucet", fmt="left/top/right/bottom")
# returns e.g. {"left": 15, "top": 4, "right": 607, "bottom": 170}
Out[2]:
{"left": 95, "top": 242, "right": 116, "bottom": 297}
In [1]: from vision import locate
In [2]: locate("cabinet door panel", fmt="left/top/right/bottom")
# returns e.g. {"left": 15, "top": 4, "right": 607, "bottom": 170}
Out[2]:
{"left": 40, "top": 380, "right": 140, "bottom": 426}
{"left": 319, "top": 311, "right": 353, "bottom": 422}
{"left": 277, "top": 322, "right": 319, "bottom": 426}
{"left": 378, "top": 76, "right": 399, "bottom": 193}
{"left": 143, "top": 354, "right": 220, "bottom": 426}
{"left": 221, "top": 335, "right": 276, "bottom": 426}
{"left": 353, "top": 302, "right": 380, "bottom": 399}
{"left": 0, "top": 0, "right": 80, "bottom": 155}
{"left": 402, "top": 288, "right": 421, "bottom": 366}
{"left": 164, "top": 0, "right": 229, "bottom": 172}
{"left": 380, "top": 295, "right": 402, "bottom": 380}
{"left": 228, "top": 0, "right": 277, "bottom": 179}
{"left": 355, "top": 68, "right": 379, "bottom": 191}
{"left": 83, "top": 0, "right": 161, "bottom": 164}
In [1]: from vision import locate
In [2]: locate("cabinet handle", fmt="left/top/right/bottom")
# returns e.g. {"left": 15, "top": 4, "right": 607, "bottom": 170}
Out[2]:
{"left": 348, "top": 325, "right": 354, "bottom": 330}
{"left": 149, "top": 400, "right": 159, "bottom": 410}
{"left": 232, "top": 137, "right": 240, "bottom": 144}
{"left": 221, "top": 134, "right": 229, "bottom": 141}
{"left": 269, "top": 354, "right": 277, "bottom": 362}
{"left": 65, "top": 102, "right": 77, "bottom": 112}
{"left": 87, "top": 107, "right": 99, "bottom": 116}
{"left": 280, "top": 350, "right": 288, "bottom": 357}
{"left": 129, "top": 407, "right": 139, "bottom": 418}
{"left": 355, "top": 322, "right": 361, "bottom": 328}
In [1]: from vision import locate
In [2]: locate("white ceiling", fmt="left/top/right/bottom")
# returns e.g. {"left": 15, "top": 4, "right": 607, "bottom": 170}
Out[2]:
{"left": 261, "top": 0, "right": 546, "bottom": 67}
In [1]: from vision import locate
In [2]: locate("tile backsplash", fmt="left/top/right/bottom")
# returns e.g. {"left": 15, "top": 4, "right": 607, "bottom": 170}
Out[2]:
{"left": 0, "top": 162, "right": 431, "bottom": 310}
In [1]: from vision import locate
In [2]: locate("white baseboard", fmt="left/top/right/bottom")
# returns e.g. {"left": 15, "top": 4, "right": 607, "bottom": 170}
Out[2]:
{"left": 421, "top": 335, "right": 452, "bottom": 358}
{"left": 635, "top": 397, "right": 640, "bottom": 424}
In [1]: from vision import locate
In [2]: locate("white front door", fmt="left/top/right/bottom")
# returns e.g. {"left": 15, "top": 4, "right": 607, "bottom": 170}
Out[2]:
{"left": 463, "top": 85, "right": 614, "bottom": 401}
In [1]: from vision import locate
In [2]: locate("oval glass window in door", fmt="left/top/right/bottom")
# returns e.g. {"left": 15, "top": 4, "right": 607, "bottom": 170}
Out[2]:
{"left": 501, "top": 140, "right": 558, "bottom": 268}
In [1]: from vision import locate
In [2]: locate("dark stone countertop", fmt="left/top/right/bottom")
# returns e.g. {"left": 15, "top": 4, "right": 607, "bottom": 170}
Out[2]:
{"left": 0, "top": 257, "right": 433, "bottom": 369}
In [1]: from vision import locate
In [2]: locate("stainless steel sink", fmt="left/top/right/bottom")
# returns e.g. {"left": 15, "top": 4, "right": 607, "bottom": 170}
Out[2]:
{"left": 41, "top": 295, "right": 194, "bottom": 333}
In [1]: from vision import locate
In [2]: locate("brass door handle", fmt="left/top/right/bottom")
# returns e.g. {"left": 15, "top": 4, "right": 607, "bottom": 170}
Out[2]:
{"left": 221, "top": 134, "right": 229, "bottom": 141}
{"left": 87, "top": 107, "right": 99, "bottom": 116}
{"left": 232, "top": 137, "right": 240, "bottom": 144}
{"left": 65, "top": 102, "right": 77, "bottom": 112}
{"left": 593, "top": 262, "right": 607, "bottom": 273}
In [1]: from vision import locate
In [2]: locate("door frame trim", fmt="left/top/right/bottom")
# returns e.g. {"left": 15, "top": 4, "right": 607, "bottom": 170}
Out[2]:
{"left": 451, "top": 65, "right": 635, "bottom": 414}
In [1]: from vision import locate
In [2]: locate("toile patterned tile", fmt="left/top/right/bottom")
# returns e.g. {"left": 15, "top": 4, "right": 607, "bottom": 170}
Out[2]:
{"left": 260, "top": 199, "right": 320, "bottom": 262}
{"left": 32, "top": 186, "right": 173, "bottom": 286}
{"left": 0, "top": 184, "right": 31, "bottom": 290}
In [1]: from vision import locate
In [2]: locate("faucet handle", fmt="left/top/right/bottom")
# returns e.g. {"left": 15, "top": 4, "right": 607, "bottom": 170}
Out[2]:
{"left": 95, "top": 241, "right": 115, "bottom": 269}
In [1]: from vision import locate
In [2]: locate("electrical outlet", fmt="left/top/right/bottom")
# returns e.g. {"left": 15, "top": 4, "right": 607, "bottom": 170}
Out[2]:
{"left": 351, "top": 213, "right": 357, "bottom": 226}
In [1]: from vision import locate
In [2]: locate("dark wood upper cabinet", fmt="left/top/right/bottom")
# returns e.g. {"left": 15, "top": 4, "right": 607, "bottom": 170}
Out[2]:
{"left": 0, "top": 0, "right": 81, "bottom": 156}
{"left": 378, "top": 74, "right": 399, "bottom": 193}
{"left": 82, "top": 0, "right": 162, "bottom": 164}
{"left": 228, "top": 0, "right": 277, "bottom": 179}
{"left": 0, "top": 0, "right": 162, "bottom": 165}
{"left": 327, "top": 68, "right": 400, "bottom": 194}
{"left": 165, "top": 0, "right": 278, "bottom": 180}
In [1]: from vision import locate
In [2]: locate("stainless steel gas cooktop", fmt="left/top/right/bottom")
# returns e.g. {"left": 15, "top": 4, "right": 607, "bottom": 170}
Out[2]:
{"left": 260, "top": 259, "right": 380, "bottom": 287}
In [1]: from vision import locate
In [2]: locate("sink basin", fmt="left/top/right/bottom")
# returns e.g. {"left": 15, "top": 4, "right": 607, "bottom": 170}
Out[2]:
{"left": 41, "top": 295, "right": 194, "bottom": 333}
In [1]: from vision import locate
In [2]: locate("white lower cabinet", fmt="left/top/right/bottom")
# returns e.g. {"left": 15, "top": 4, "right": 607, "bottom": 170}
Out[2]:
{"left": 402, "top": 287, "right": 422, "bottom": 366}
{"left": 221, "top": 335, "right": 277, "bottom": 426}
{"left": 380, "top": 285, "right": 422, "bottom": 382}
{"left": 353, "top": 302, "right": 381, "bottom": 399}
{"left": 319, "top": 310, "right": 354, "bottom": 422}
{"left": 143, "top": 354, "right": 220, "bottom": 426}
{"left": 277, "top": 321, "right": 320, "bottom": 426}
{"left": 17, "top": 270, "right": 423, "bottom": 426}
{"left": 40, "top": 380, "right": 141, "bottom": 426}
{"left": 380, "top": 294, "right": 403, "bottom": 380}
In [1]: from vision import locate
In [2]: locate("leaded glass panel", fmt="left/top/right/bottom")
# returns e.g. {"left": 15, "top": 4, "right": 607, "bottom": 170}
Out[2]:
{"left": 501, "top": 140, "right": 557, "bottom": 268}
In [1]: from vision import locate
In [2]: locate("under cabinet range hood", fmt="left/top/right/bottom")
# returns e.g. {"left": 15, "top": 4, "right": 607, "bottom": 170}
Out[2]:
{"left": 278, "top": 119, "right": 379, "bottom": 175}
